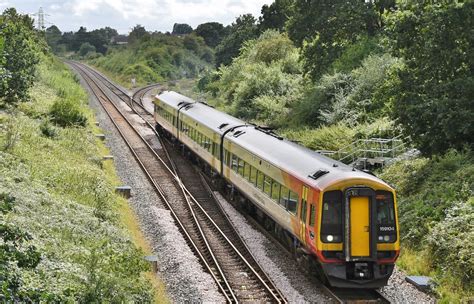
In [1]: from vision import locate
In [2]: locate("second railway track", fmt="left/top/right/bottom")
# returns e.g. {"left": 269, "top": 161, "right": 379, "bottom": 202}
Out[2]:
{"left": 68, "top": 61, "right": 286, "bottom": 303}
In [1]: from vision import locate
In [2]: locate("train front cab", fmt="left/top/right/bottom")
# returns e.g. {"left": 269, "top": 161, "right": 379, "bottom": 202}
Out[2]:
{"left": 312, "top": 181, "right": 400, "bottom": 288}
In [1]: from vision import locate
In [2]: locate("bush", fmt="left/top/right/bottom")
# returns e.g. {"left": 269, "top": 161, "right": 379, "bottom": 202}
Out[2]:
{"left": 49, "top": 98, "right": 87, "bottom": 127}
{"left": 380, "top": 150, "right": 473, "bottom": 246}
{"left": 79, "top": 42, "right": 96, "bottom": 57}
{"left": 39, "top": 119, "right": 57, "bottom": 138}
{"left": 207, "top": 30, "right": 303, "bottom": 125}
{"left": 331, "top": 36, "right": 382, "bottom": 73}
{"left": 428, "top": 200, "right": 473, "bottom": 290}
{"left": 292, "top": 53, "right": 399, "bottom": 128}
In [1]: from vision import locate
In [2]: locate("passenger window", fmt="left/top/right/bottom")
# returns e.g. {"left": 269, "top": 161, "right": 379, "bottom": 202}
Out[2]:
{"left": 288, "top": 190, "right": 298, "bottom": 214}
{"left": 226, "top": 150, "right": 231, "bottom": 166}
{"left": 231, "top": 155, "right": 238, "bottom": 172}
{"left": 243, "top": 162, "right": 250, "bottom": 180}
{"left": 263, "top": 176, "right": 272, "bottom": 197}
{"left": 280, "top": 185, "right": 289, "bottom": 207}
{"left": 256, "top": 171, "right": 264, "bottom": 190}
{"left": 271, "top": 182, "right": 280, "bottom": 202}
{"left": 238, "top": 159, "right": 245, "bottom": 176}
{"left": 213, "top": 143, "right": 220, "bottom": 159}
{"left": 250, "top": 166, "right": 257, "bottom": 185}
{"left": 309, "top": 204, "right": 316, "bottom": 227}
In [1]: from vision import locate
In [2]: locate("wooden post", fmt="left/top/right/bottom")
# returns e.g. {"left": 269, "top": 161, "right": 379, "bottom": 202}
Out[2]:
{"left": 115, "top": 186, "right": 131, "bottom": 198}
{"left": 144, "top": 255, "right": 158, "bottom": 273}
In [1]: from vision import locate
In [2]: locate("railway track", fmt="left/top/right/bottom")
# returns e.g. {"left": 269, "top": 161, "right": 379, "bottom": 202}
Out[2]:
{"left": 68, "top": 61, "right": 286, "bottom": 303}
{"left": 125, "top": 71, "right": 392, "bottom": 304}
{"left": 322, "top": 286, "right": 390, "bottom": 303}
{"left": 132, "top": 83, "right": 161, "bottom": 109}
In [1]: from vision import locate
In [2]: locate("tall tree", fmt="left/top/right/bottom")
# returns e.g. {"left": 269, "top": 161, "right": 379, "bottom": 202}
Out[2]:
{"left": 258, "top": 0, "right": 294, "bottom": 32}
{"left": 215, "top": 14, "right": 258, "bottom": 66}
{"left": 45, "top": 25, "right": 62, "bottom": 53}
{"left": 386, "top": 2, "right": 474, "bottom": 155}
{"left": 172, "top": 23, "right": 193, "bottom": 35}
{"left": 0, "top": 8, "right": 40, "bottom": 104}
{"left": 287, "top": 0, "right": 375, "bottom": 80}
{"left": 128, "top": 24, "right": 148, "bottom": 44}
{"left": 195, "top": 22, "right": 226, "bottom": 47}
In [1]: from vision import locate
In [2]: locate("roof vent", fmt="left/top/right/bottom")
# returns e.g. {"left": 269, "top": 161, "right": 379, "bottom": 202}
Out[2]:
{"left": 255, "top": 126, "right": 283, "bottom": 140}
{"left": 309, "top": 169, "right": 329, "bottom": 180}
{"left": 233, "top": 131, "right": 246, "bottom": 137}
{"left": 218, "top": 123, "right": 229, "bottom": 129}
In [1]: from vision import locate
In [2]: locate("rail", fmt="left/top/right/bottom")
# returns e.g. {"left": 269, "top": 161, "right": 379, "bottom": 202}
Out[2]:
{"left": 69, "top": 61, "right": 285, "bottom": 303}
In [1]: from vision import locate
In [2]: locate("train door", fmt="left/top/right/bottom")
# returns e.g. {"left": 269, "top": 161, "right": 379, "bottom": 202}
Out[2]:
{"left": 299, "top": 185, "right": 309, "bottom": 246}
{"left": 350, "top": 196, "right": 370, "bottom": 257}
{"left": 346, "top": 188, "right": 376, "bottom": 260}
{"left": 307, "top": 200, "right": 317, "bottom": 248}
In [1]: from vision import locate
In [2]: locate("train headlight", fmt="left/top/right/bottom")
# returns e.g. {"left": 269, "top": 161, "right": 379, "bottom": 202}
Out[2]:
{"left": 383, "top": 235, "right": 390, "bottom": 242}
{"left": 326, "top": 235, "right": 334, "bottom": 242}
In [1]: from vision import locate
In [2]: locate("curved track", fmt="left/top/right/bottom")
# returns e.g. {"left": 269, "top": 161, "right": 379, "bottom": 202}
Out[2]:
{"left": 68, "top": 61, "right": 286, "bottom": 303}
{"left": 132, "top": 83, "right": 161, "bottom": 108}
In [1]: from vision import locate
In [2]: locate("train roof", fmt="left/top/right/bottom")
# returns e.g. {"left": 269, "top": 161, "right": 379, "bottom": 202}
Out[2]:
{"left": 156, "top": 91, "right": 393, "bottom": 191}
{"left": 226, "top": 127, "right": 391, "bottom": 190}
{"left": 156, "top": 91, "right": 246, "bottom": 134}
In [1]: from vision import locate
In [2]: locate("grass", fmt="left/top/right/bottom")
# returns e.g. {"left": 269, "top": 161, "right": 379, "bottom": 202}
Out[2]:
{"left": 98, "top": 141, "right": 169, "bottom": 304}
{"left": 0, "top": 54, "right": 168, "bottom": 302}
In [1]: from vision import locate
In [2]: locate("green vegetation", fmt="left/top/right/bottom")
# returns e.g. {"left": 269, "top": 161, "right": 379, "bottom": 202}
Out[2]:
{"left": 90, "top": 31, "right": 213, "bottom": 87}
{"left": 0, "top": 53, "right": 157, "bottom": 302}
{"left": 386, "top": 3, "right": 473, "bottom": 155}
{"left": 380, "top": 151, "right": 473, "bottom": 301}
{"left": 0, "top": 8, "right": 43, "bottom": 104}
{"left": 1, "top": 8, "right": 162, "bottom": 302}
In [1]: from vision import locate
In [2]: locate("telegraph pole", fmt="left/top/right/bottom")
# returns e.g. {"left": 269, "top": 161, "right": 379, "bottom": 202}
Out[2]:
{"left": 32, "top": 7, "right": 49, "bottom": 31}
{"left": 38, "top": 7, "right": 45, "bottom": 30}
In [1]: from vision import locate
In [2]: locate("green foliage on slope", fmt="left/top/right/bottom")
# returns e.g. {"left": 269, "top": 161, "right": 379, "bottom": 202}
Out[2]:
{"left": 380, "top": 150, "right": 473, "bottom": 300}
{"left": 203, "top": 30, "right": 302, "bottom": 126}
{"left": 0, "top": 54, "right": 155, "bottom": 302}
{"left": 90, "top": 32, "right": 213, "bottom": 87}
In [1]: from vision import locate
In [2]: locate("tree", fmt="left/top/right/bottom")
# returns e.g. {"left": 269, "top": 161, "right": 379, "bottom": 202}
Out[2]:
{"left": 215, "top": 14, "right": 258, "bottom": 66}
{"left": 89, "top": 27, "right": 118, "bottom": 54}
{"left": 79, "top": 42, "right": 96, "bottom": 56}
{"left": 128, "top": 24, "right": 148, "bottom": 44}
{"left": 182, "top": 34, "right": 201, "bottom": 52}
{"left": 45, "top": 25, "right": 62, "bottom": 53}
{"left": 172, "top": 23, "right": 193, "bottom": 35}
{"left": 195, "top": 22, "right": 226, "bottom": 47}
{"left": 258, "top": 0, "right": 294, "bottom": 32}
{"left": 71, "top": 26, "right": 89, "bottom": 51}
{"left": 287, "top": 0, "right": 376, "bottom": 80}
{"left": 0, "top": 8, "right": 40, "bottom": 104}
{"left": 386, "top": 2, "right": 474, "bottom": 155}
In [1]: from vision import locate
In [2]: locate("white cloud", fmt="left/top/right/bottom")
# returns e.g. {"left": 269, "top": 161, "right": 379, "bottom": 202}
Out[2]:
{"left": 4, "top": 0, "right": 272, "bottom": 33}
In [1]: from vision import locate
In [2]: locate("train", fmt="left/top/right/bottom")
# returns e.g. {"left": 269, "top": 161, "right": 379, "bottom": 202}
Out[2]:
{"left": 153, "top": 91, "right": 400, "bottom": 289}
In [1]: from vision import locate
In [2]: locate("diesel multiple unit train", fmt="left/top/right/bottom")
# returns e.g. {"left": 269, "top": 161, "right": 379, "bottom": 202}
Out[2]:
{"left": 153, "top": 91, "right": 400, "bottom": 288}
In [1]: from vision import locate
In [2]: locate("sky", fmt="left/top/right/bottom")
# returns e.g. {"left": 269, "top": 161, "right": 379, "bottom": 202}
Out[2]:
{"left": 0, "top": 0, "right": 273, "bottom": 34}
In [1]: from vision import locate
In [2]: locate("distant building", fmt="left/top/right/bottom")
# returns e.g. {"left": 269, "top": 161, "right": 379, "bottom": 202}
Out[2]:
{"left": 111, "top": 35, "right": 128, "bottom": 45}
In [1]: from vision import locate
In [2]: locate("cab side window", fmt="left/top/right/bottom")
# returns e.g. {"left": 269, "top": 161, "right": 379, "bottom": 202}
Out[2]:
{"left": 309, "top": 204, "right": 316, "bottom": 227}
